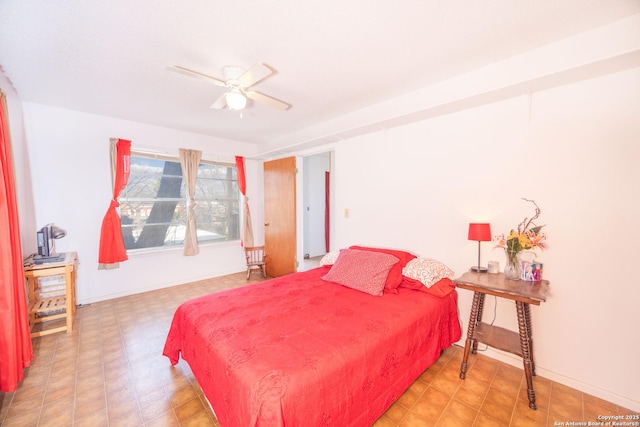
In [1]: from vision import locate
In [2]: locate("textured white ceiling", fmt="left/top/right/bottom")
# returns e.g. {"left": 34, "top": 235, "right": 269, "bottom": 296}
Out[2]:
{"left": 1, "top": 1, "right": 639, "bottom": 151}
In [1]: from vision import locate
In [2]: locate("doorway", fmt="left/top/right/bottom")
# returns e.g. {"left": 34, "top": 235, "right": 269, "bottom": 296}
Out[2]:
{"left": 301, "top": 151, "right": 334, "bottom": 270}
{"left": 262, "top": 152, "right": 335, "bottom": 275}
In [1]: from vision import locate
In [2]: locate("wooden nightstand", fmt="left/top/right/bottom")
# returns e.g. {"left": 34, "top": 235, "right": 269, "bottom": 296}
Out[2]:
{"left": 24, "top": 252, "right": 78, "bottom": 338}
{"left": 453, "top": 271, "right": 549, "bottom": 410}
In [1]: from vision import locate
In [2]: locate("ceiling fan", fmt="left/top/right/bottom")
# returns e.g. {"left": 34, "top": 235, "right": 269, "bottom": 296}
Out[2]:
{"left": 168, "top": 63, "right": 290, "bottom": 111}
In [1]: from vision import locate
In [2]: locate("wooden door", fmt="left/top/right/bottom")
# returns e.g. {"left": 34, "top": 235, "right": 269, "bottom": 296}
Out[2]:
{"left": 264, "top": 157, "right": 297, "bottom": 277}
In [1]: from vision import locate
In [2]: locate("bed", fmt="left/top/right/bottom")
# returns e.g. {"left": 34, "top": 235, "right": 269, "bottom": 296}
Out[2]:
{"left": 163, "top": 247, "right": 461, "bottom": 427}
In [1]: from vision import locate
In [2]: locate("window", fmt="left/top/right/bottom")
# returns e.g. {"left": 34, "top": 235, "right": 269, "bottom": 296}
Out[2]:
{"left": 119, "top": 153, "right": 239, "bottom": 251}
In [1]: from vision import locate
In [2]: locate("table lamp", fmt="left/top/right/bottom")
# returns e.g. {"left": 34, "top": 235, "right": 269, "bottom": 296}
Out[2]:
{"left": 468, "top": 223, "right": 491, "bottom": 273}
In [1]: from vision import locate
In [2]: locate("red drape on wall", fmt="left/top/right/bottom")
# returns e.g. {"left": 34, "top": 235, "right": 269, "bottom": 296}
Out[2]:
{"left": 0, "top": 91, "right": 33, "bottom": 392}
{"left": 98, "top": 139, "right": 131, "bottom": 268}
{"left": 235, "top": 156, "right": 254, "bottom": 247}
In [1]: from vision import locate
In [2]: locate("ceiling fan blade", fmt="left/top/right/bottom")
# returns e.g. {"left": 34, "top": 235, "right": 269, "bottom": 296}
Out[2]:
{"left": 167, "top": 65, "right": 226, "bottom": 87}
{"left": 245, "top": 90, "right": 290, "bottom": 111}
{"left": 238, "top": 63, "right": 273, "bottom": 88}
{"left": 210, "top": 93, "right": 228, "bottom": 109}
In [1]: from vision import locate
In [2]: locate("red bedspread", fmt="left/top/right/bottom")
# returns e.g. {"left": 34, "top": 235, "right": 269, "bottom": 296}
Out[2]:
{"left": 163, "top": 267, "right": 461, "bottom": 427}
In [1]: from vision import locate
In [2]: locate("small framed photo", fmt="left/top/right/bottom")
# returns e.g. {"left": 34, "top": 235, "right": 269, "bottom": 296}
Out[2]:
{"left": 520, "top": 261, "right": 543, "bottom": 281}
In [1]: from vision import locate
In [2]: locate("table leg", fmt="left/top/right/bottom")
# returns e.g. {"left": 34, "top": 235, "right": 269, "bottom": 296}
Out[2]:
{"left": 26, "top": 276, "right": 36, "bottom": 330}
{"left": 460, "top": 291, "right": 482, "bottom": 379}
{"left": 65, "top": 264, "right": 73, "bottom": 334}
{"left": 516, "top": 301, "right": 537, "bottom": 409}
{"left": 523, "top": 302, "right": 535, "bottom": 376}
{"left": 472, "top": 293, "right": 485, "bottom": 354}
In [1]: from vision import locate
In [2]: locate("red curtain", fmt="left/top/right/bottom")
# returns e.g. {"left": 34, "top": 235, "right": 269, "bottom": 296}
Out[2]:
{"left": 0, "top": 91, "right": 33, "bottom": 392}
{"left": 98, "top": 139, "right": 131, "bottom": 268}
{"left": 235, "top": 156, "right": 254, "bottom": 247}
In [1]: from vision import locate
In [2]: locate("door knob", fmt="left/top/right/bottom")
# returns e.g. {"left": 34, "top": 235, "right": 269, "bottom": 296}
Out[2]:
{"left": 264, "top": 222, "right": 270, "bottom": 226}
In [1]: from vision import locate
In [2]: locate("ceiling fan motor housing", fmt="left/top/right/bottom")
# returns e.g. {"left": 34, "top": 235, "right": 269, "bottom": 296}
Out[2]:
{"left": 222, "top": 65, "right": 246, "bottom": 87}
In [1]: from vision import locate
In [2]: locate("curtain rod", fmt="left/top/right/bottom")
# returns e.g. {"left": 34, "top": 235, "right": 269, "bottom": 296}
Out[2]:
{"left": 130, "top": 146, "right": 235, "bottom": 164}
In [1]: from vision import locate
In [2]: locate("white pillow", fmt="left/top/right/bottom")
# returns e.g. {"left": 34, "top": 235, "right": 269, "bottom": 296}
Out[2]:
{"left": 320, "top": 251, "right": 340, "bottom": 266}
{"left": 402, "top": 258, "right": 454, "bottom": 288}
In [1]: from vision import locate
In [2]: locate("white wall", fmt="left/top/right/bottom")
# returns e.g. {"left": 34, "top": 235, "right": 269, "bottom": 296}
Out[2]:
{"left": 323, "top": 68, "right": 640, "bottom": 411}
{"left": 20, "top": 103, "right": 261, "bottom": 304}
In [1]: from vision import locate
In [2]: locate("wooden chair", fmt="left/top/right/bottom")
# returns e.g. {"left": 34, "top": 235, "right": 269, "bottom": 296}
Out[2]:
{"left": 245, "top": 246, "right": 267, "bottom": 279}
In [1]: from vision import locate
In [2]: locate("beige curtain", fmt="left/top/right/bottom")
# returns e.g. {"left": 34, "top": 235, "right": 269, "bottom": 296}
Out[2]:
{"left": 242, "top": 194, "right": 254, "bottom": 247}
{"left": 235, "top": 156, "right": 254, "bottom": 247}
{"left": 179, "top": 148, "right": 202, "bottom": 256}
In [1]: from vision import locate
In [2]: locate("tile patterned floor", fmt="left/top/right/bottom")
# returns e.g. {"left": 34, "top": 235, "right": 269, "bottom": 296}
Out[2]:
{"left": 0, "top": 271, "right": 636, "bottom": 426}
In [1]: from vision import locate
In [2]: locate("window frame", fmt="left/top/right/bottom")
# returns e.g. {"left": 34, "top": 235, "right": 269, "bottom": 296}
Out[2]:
{"left": 118, "top": 150, "right": 241, "bottom": 253}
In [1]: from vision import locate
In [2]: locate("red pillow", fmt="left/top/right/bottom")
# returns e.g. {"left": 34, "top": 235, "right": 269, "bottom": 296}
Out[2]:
{"left": 399, "top": 277, "right": 456, "bottom": 297}
{"left": 322, "top": 249, "right": 399, "bottom": 296}
{"left": 349, "top": 246, "right": 417, "bottom": 293}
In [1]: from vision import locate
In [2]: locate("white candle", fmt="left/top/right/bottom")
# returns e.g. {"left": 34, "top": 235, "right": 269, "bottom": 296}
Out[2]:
{"left": 487, "top": 261, "right": 500, "bottom": 274}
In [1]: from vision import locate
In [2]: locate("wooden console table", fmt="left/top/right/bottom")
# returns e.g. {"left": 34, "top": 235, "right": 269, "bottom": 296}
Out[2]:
{"left": 454, "top": 271, "right": 549, "bottom": 410}
{"left": 24, "top": 252, "right": 78, "bottom": 338}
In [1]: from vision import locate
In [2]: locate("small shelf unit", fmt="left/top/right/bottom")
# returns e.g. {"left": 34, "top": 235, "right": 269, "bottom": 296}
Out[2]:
{"left": 24, "top": 252, "right": 79, "bottom": 338}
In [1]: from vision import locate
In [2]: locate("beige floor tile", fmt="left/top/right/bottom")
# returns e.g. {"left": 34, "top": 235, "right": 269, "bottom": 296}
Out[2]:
{"left": 38, "top": 400, "right": 74, "bottom": 427}
{"left": 479, "top": 397, "right": 514, "bottom": 426}
{"left": 395, "top": 379, "right": 428, "bottom": 409}
{"left": 372, "top": 414, "right": 398, "bottom": 427}
{"left": 469, "top": 355, "right": 501, "bottom": 380}
{"left": 510, "top": 399, "right": 549, "bottom": 426}
{"left": 73, "top": 409, "right": 109, "bottom": 427}
{"left": 144, "top": 410, "right": 181, "bottom": 427}
{"left": 383, "top": 402, "right": 410, "bottom": 424}
{"left": 409, "top": 387, "right": 451, "bottom": 424}
{"left": 454, "top": 378, "right": 490, "bottom": 410}
{"left": 430, "top": 369, "right": 463, "bottom": 396}
{"left": 485, "top": 382, "right": 519, "bottom": 409}
{"left": 1, "top": 408, "right": 41, "bottom": 427}
{"left": 441, "top": 399, "right": 478, "bottom": 425}
{"left": 174, "top": 397, "right": 208, "bottom": 421}
{"left": 549, "top": 382, "right": 583, "bottom": 421}
{"left": 473, "top": 412, "right": 508, "bottom": 427}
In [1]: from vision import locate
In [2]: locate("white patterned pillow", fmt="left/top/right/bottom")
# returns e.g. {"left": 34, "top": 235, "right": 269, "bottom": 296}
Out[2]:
{"left": 322, "top": 249, "right": 399, "bottom": 296}
{"left": 402, "top": 258, "right": 454, "bottom": 288}
{"left": 320, "top": 251, "right": 340, "bottom": 266}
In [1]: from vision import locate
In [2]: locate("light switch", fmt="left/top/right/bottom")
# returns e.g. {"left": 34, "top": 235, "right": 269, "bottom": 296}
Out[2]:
{"left": 344, "top": 208, "right": 350, "bottom": 218}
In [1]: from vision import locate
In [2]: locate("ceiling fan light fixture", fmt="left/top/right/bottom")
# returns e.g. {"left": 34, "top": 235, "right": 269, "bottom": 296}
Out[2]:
{"left": 227, "top": 91, "right": 247, "bottom": 110}
{"left": 169, "top": 63, "right": 289, "bottom": 110}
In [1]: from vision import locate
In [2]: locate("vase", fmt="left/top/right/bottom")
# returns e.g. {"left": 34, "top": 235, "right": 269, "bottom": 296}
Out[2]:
{"left": 504, "top": 249, "right": 521, "bottom": 280}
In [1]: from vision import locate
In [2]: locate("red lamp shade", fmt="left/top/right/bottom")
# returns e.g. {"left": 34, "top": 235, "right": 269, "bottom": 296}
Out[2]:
{"left": 468, "top": 223, "right": 492, "bottom": 241}
{"left": 468, "top": 222, "right": 492, "bottom": 273}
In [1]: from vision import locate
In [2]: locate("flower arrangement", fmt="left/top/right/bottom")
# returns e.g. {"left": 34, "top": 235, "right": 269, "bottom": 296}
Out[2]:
{"left": 495, "top": 198, "right": 547, "bottom": 278}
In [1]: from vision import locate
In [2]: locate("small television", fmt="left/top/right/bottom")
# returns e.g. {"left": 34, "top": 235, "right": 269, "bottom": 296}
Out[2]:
{"left": 35, "top": 223, "right": 67, "bottom": 262}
